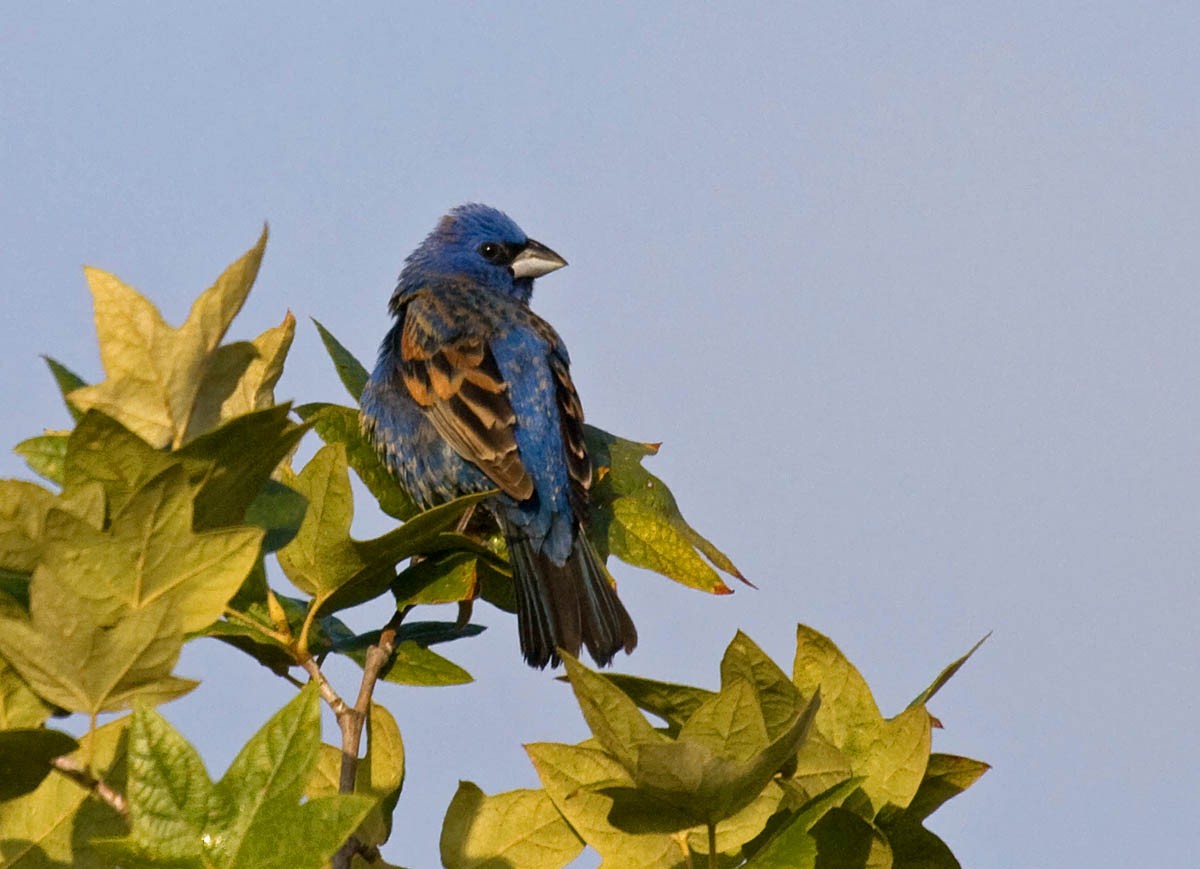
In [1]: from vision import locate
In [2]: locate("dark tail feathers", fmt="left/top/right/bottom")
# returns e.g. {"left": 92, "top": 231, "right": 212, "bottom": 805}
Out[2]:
{"left": 502, "top": 519, "right": 637, "bottom": 669}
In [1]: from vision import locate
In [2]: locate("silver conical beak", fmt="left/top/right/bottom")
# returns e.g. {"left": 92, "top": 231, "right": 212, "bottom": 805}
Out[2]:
{"left": 511, "top": 238, "right": 568, "bottom": 279}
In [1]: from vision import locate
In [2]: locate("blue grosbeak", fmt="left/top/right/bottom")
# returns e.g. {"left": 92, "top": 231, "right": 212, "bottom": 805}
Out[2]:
{"left": 361, "top": 204, "right": 637, "bottom": 668}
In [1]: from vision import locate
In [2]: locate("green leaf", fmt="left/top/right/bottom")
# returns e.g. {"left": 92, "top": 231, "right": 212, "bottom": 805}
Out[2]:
{"left": 123, "top": 699, "right": 215, "bottom": 862}
{"left": 721, "top": 631, "right": 806, "bottom": 740}
{"left": 243, "top": 478, "right": 308, "bottom": 552}
{"left": 62, "top": 409, "right": 176, "bottom": 516}
{"left": 601, "top": 672, "right": 715, "bottom": 735}
{"left": 295, "top": 402, "right": 419, "bottom": 521}
{"left": 177, "top": 404, "right": 309, "bottom": 531}
{"left": 527, "top": 742, "right": 687, "bottom": 869}
{"left": 276, "top": 444, "right": 365, "bottom": 598}
{"left": 14, "top": 433, "right": 68, "bottom": 484}
{"left": 440, "top": 781, "right": 584, "bottom": 869}
{"left": 325, "top": 494, "right": 494, "bottom": 615}
{"left": 47, "top": 465, "right": 263, "bottom": 633}
{"left": 678, "top": 680, "right": 769, "bottom": 761}
{"left": 902, "top": 754, "right": 990, "bottom": 823}
{"left": 43, "top": 355, "right": 88, "bottom": 422}
{"left": 792, "top": 625, "right": 931, "bottom": 818}
{"left": 100, "top": 683, "right": 373, "bottom": 869}
{"left": 0, "top": 572, "right": 195, "bottom": 714}
{"left": 0, "top": 655, "right": 51, "bottom": 728}
{"left": 277, "top": 443, "right": 482, "bottom": 609}
{"left": 0, "top": 716, "right": 129, "bottom": 868}
{"left": 562, "top": 652, "right": 669, "bottom": 772}
{"left": 202, "top": 592, "right": 357, "bottom": 676}
{"left": 0, "top": 468, "right": 259, "bottom": 714}
{"left": 0, "top": 479, "right": 57, "bottom": 573}
{"left": 0, "top": 728, "right": 79, "bottom": 800}
{"left": 876, "top": 753, "right": 988, "bottom": 869}
{"left": 342, "top": 640, "right": 475, "bottom": 686}
{"left": 626, "top": 684, "right": 820, "bottom": 826}
{"left": 313, "top": 318, "right": 370, "bottom": 400}
{"left": 906, "top": 633, "right": 990, "bottom": 711}
{"left": 391, "top": 549, "right": 500, "bottom": 607}
{"left": 585, "top": 425, "right": 746, "bottom": 594}
{"left": 743, "top": 779, "right": 863, "bottom": 868}
{"left": 69, "top": 227, "right": 269, "bottom": 449}
{"left": 785, "top": 733, "right": 855, "bottom": 806}
{"left": 187, "top": 311, "right": 296, "bottom": 437}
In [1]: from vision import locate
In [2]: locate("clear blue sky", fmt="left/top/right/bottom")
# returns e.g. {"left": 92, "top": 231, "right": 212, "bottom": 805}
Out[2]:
{"left": 3, "top": 4, "right": 1197, "bottom": 867}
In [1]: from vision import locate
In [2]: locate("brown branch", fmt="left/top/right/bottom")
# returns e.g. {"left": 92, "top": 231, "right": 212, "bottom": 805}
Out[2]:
{"left": 330, "top": 606, "right": 408, "bottom": 869}
{"left": 51, "top": 756, "right": 128, "bottom": 817}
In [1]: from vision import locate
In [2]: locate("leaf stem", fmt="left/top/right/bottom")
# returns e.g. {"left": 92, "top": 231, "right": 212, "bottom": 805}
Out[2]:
{"left": 222, "top": 606, "right": 292, "bottom": 646}
{"left": 51, "top": 755, "right": 128, "bottom": 817}
{"left": 707, "top": 821, "right": 717, "bottom": 869}
{"left": 296, "top": 594, "right": 325, "bottom": 656}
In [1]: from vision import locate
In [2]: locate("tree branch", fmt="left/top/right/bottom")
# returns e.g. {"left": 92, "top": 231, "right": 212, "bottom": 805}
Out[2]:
{"left": 332, "top": 606, "right": 407, "bottom": 869}
{"left": 51, "top": 756, "right": 128, "bottom": 817}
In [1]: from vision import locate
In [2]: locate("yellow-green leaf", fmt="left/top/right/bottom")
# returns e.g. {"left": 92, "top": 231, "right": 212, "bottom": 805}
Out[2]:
{"left": 791, "top": 625, "right": 931, "bottom": 817}
{"left": 69, "top": 227, "right": 268, "bottom": 448}
{"left": 440, "top": 781, "right": 584, "bottom": 869}
{"left": 586, "top": 425, "right": 746, "bottom": 594}
{"left": 45, "top": 465, "right": 263, "bottom": 633}
{"left": 0, "top": 716, "right": 129, "bottom": 868}
{"left": 527, "top": 742, "right": 687, "bottom": 869}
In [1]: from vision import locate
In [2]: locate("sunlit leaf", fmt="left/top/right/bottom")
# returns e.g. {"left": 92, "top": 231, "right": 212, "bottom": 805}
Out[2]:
{"left": 792, "top": 625, "right": 931, "bottom": 817}
{"left": 586, "top": 426, "right": 746, "bottom": 594}
{"left": 187, "top": 311, "right": 296, "bottom": 436}
{"left": 14, "top": 433, "right": 68, "bottom": 484}
{"left": 440, "top": 781, "right": 584, "bottom": 869}
{"left": 527, "top": 742, "right": 687, "bottom": 869}
{"left": 0, "top": 716, "right": 129, "bottom": 868}
{"left": 46, "top": 465, "right": 262, "bottom": 633}
{"left": 68, "top": 227, "right": 268, "bottom": 448}
{"left": 0, "top": 571, "right": 194, "bottom": 714}
{"left": 276, "top": 444, "right": 367, "bottom": 597}
{"left": 562, "top": 652, "right": 669, "bottom": 772}
{"left": 0, "top": 655, "right": 50, "bottom": 728}
{"left": 0, "top": 479, "right": 57, "bottom": 573}
{"left": 97, "top": 683, "right": 373, "bottom": 869}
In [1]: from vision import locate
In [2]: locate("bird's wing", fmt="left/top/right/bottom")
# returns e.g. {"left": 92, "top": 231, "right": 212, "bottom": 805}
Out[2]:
{"left": 538, "top": 322, "right": 592, "bottom": 517}
{"left": 396, "top": 294, "right": 534, "bottom": 501}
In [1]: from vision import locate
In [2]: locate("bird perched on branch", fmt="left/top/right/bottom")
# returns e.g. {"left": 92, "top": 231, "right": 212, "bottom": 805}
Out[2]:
{"left": 361, "top": 204, "right": 637, "bottom": 668}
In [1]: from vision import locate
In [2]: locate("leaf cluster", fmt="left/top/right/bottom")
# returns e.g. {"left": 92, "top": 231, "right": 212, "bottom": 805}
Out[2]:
{"left": 441, "top": 627, "right": 987, "bottom": 868}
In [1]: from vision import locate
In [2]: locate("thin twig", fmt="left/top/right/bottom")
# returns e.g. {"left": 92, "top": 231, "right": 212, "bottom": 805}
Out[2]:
{"left": 297, "top": 654, "right": 353, "bottom": 719}
{"left": 51, "top": 756, "right": 128, "bottom": 816}
{"left": 331, "top": 607, "right": 407, "bottom": 869}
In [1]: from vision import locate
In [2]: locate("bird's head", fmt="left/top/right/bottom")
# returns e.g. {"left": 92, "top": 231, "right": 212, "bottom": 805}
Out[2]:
{"left": 392, "top": 203, "right": 567, "bottom": 307}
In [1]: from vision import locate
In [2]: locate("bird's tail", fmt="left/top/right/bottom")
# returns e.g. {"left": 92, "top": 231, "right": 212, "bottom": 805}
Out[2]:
{"left": 502, "top": 518, "right": 638, "bottom": 669}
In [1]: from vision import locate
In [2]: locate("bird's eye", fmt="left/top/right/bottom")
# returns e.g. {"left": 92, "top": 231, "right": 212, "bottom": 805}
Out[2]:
{"left": 479, "top": 242, "right": 504, "bottom": 263}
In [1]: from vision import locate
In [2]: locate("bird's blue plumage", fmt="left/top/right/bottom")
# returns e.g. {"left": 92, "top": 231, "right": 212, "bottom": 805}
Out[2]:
{"left": 361, "top": 204, "right": 637, "bottom": 668}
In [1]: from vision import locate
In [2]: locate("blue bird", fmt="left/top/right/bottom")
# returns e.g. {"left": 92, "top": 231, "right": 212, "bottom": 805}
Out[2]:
{"left": 361, "top": 204, "right": 637, "bottom": 668}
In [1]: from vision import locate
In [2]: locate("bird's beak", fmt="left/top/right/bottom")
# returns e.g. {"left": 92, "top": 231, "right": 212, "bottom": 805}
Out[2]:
{"left": 511, "top": 238, "right": 568, "bottom": 279}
